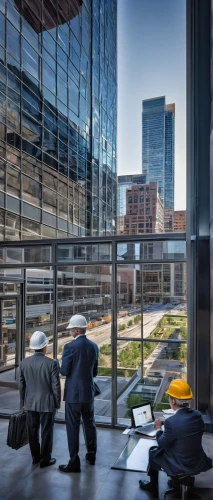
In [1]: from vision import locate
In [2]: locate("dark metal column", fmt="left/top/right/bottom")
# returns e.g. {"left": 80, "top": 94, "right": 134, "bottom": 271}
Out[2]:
{"left": 210, "top": 0, "right": 213, "bottom": 416}
{"left": 111, "top": 239, "right": 117, "bottom": 426}
{"left": 52, "top": 243, "right": 58, "bottom": 360}
{"left": 187, "top": 0, "right": 211, "bottom": 411}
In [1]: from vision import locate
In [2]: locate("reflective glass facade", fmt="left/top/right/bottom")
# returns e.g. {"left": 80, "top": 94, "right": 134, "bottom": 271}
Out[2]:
{"left": 0, "top": 0, "right": 117, "bottom": 240}
{"left": 142, "top": 97, "right": 175, "bottom": 231}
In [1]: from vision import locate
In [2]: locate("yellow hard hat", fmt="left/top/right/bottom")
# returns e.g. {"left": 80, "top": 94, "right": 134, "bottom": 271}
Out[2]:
{"left": 166, "top": 379, "right": 193, "bottom": 399}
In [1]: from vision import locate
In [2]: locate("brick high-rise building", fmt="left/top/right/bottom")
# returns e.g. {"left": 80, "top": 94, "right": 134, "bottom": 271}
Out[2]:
{"left": 123, "top": 182, "right": 164, "bottom": 235}
{"left": 117, "top": 174, "right": 146, "bottom": 234}
{"left": 174, "top": 211, "right": 186, "bottom": 232}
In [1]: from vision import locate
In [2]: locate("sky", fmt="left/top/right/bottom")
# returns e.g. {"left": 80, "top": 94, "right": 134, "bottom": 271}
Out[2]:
{"left": 117, "top": 0, "right": 186, "bottom": 210}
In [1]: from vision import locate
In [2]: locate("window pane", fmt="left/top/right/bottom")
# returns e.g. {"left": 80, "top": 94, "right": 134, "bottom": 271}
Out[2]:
{"left": 7, "top": 166, "right": 20, "bottom": 197}
{"left": 41, "top": 224, "right": 56, "bottom": 238}
{"left": 143, "top": 341, "right": 187, "bottom": 411}
{"left": 57, "top": 265, "right": 112, "bottom": 422}
{"left": 0, "top": 159, "right": 5, "bottom": 190}
{"left": 25, "top": 267, "right": 53, "bottom": 359}
{"left": 43, "top": 166, "right": 57, "bottom": 191}
{"left": 117, "top": 241, "right": 186, "bottom": 261}
{"left": 22, "top": 39, "right": 39, "bottom": 80}
{"left": 0, "top": 11, "right": 5, "bottom": 46}
{"left": 43, "top": 61, "right": 56, "bottom": 94}
{"left": 7, "top": 97, "right": 20, "bottom": 133}
{"left": 58, "top": 195, "right": 68, "bottom": 219}
{"left": 68, "top": 77, "right": 78, "bottom": 114}
{"left": 7, "top": 22, "right": 20, "bottom": 61}
{"left": 24, "top": 247, "right": 51, "bottom": 263}
{"left": 5, "top": 211, "right": 20, "bottom": 240}
{"left": 43, "top": 186, "right": 57, "bottom": 214}
{"left": 22, "top": 175, "right": 41, "bottom": 206}
{"left": 57, "top": 244, "right": 112, "bottom": 263}
{"left": 22, "top": 218, "right": 41, "bottom": 239}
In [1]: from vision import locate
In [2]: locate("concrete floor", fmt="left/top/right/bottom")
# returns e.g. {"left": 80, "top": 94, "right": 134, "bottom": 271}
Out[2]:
{"left": 0, "top": 420, "right": 212, "bottom": 500}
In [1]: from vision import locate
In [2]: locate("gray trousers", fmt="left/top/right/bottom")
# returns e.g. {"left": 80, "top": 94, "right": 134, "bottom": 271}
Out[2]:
{"left": 27, "top": 411, "right": 55, "bottom": 464}
{"left": 65, "top": 401, "right": 97, "bottom": 464}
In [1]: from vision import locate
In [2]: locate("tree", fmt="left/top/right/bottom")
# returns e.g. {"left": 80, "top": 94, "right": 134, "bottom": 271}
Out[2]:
{"left": 179, "top": 326, "right": 187, "bottom": 340}
{"left": 134, "top": 314, "right": 141, "bottom": 324}
{"left": 118, "top": 341, "right": 141, "bottom": 368}
{"left": 126, "top": 393, "right": 143, "bottom": 409}
{"left": 127, "top": 320, "right": 133, "bottom": 327}
{"left": 119, "top": 323, "right": 126, "bottom": 331}
{"left": 100, "top": 344, "right": 111, "bottom": 355}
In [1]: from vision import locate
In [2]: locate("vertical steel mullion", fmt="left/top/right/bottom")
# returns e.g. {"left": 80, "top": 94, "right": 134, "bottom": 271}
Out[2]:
{"left": 53, "top": 243, "right": 57, "bottom": 360}
{"left": 20, "top": 14, "right": 23, "bottom": 238}
{"left": 23, "top": 269, "right": 27, "bottom": 359}
{"left": 141, "top": 263, "right": 144, "bottom": 379}
{"left": 15, "top": 297, "right": 22, "bottom": 381}
{"left": 0, "top": 301, "right": 2, "bottom": 354}
{"left": 73, "top": 265, "right": 75, "bottom": 315}
{"left": 111, "top": 240, "right": 117, "bottom": 427}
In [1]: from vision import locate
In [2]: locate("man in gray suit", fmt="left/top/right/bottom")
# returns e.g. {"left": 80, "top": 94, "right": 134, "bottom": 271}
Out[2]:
{"left": 19, "top": 331, "right": 61, "bottom": 468}
{"left": 59, "top": 314, "right": 99, "bottom": 473}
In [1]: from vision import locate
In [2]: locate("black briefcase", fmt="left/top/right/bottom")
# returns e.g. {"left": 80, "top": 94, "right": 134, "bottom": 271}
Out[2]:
{"left": 7, "top": 412, "right": 28, "bottom": 450}
{"left": 94, "top": 381, "right": 101, "bottom": 397}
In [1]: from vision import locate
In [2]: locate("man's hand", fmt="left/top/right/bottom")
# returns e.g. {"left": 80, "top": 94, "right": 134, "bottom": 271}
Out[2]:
{"left": 154, "top": 418, "right": 162, "bottom": 430}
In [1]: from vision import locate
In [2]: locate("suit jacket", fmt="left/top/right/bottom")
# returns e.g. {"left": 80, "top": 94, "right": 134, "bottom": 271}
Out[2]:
{"left": 60, "top": 335, "right": 99, "bottom": 403}
{"left": 19, "top": 353, "right": 61, "bottom": 412}
{"left": 152, "top": 408, "right": 212, "bottom": 476}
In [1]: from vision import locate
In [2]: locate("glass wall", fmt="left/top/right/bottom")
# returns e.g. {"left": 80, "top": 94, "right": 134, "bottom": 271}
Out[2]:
{"left": 0, "top": 235, "right": 187, "bottom": 424}
{"left": 57, "top": 263, "right": 112, "bottom": 419}
{"left": 116, "top": 259, "right": 187, "bottom": 425}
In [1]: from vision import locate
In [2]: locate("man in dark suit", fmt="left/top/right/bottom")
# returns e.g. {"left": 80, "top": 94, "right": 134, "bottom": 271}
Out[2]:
{"left": 19, "top": 331, "right": 61, "bottom": 468}
{"left": 139, "top": 379, "right": 212, "bottom": 495}
{"left": 59, "top": 314, "right": 99, "bottom": 473}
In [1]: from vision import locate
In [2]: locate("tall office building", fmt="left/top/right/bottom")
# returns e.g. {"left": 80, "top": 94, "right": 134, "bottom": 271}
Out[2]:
{"left": 142, "top": 97, "right": 175, "bottom": 232}
{"left": 0, "top": 0, "right": 117, "bottom": 240}
{"left": 117, "top": 173, "right": 146, "bottom": 234}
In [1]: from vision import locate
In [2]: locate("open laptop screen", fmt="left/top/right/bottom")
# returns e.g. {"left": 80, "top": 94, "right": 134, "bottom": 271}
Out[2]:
{"left": 132, "top": 403, "right": 153, "bottom": 427}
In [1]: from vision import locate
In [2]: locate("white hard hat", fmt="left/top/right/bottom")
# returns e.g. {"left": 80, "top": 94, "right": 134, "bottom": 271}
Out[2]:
{"left": 67, "top": 314, "right": 87, "bottom": 329}
{"left": 30, "top": 331, "right": 49, "bottom": 350}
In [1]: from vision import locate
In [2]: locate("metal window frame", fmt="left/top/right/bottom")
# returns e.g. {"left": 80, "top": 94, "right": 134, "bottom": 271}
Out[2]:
{"left": 0, "top": 232, "right": 187, "bottom": 425}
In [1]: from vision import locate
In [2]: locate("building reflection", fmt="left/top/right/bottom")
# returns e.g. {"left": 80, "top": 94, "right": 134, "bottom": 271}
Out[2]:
{"left": 0, "top": 0, "right": 117, "bottom": 240}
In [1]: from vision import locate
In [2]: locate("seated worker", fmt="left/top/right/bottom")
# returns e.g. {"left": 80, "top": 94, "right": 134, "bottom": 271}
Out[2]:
{"left": 139, "top": 379, "right": 212, "bottom": 496}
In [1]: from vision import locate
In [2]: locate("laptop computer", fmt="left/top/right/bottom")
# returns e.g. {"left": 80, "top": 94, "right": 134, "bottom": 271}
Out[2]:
{"left": 131, "top": 402, "right": 156, "bottom": 437}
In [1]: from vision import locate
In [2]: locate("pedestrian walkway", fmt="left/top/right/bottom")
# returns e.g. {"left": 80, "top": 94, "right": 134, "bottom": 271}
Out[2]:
{"left": 0, "top": 420, "right": 212, "bottom": 500}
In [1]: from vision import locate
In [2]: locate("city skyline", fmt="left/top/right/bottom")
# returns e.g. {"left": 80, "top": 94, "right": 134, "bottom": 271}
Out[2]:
{"left": 117, "top": 0, "right": 186, "bottom": 210}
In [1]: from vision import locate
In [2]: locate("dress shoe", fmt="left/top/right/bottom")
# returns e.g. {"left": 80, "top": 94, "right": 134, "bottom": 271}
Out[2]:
{"left": 139, "top": 480, "right": 158, "bottom": 496}
{"left": 32, "top": 458, "right": 40, "bottom": 465}
{"left": 59, "top": 457, "right": 81, "bottom": 473}
{"left": 85, "top": 452, "right": 96, "bottom": 465}
{"left": 40, "top": 458, "right": 56, "bottom": 468}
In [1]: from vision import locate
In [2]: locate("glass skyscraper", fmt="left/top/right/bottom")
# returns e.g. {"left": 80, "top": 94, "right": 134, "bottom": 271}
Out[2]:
{"left": 0, "top": 0, "right": 117, "bottom": 241}
{"left": 142, "top": 97, "right": 175, "bottom": 231}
